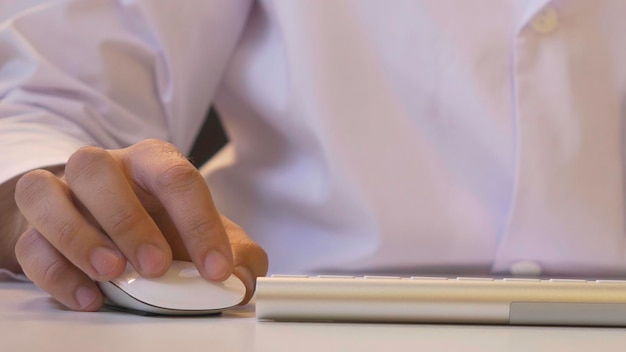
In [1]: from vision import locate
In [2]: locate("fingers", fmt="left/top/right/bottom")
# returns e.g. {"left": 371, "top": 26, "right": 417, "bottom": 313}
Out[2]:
{"left": 14, "top": 139, "right": 264, "bottom": 313}
{"left": 64, "top": 146, "right": 172, "bottom": 278}
{"left": 112, "top": 140, "right": 234, "bottom": 281}
{"left": 14, "top": 169, "right": 126, "bottom": 282}
{"left": 221, "top": 215, "right": 269, "bottom": 305}
{"left": 15, "top": 227, "right": 103, "bottom": 312}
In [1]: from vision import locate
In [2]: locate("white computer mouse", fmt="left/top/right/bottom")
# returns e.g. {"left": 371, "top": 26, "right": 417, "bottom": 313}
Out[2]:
{"left": 97, "top": 260, "right": 246, "bottom": 315}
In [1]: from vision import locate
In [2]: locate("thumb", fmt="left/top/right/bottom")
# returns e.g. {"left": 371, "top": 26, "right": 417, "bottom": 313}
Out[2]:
{"left": 221, "top": 215, "right": 269, "bottom": 305}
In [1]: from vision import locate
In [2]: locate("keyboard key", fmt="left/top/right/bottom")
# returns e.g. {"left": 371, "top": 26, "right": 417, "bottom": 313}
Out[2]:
{"left": 316, "top": 275, "right": 355, "bottom": 279}
{"left": 502, "top": 278, "right": 541, "bottom": 282}
{"left": 548, "top": 279, "right": 587, "bottom": 283}
{"left": 363, "top": 276, "right": 401, "bottom": 280}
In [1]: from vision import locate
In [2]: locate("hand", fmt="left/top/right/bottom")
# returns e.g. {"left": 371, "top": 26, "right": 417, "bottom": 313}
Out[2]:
{"left": 13, "top": 139, "right": 268, "bottom": 311}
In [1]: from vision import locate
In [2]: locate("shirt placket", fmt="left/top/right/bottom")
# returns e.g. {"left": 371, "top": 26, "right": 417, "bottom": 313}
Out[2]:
{"left": 492, "top": 0, "right": 626, "bottom": 275}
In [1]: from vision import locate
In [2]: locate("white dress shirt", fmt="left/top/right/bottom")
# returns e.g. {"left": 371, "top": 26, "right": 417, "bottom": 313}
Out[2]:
{"left": 1, "top": 0, "right": 626, "bottom": 276}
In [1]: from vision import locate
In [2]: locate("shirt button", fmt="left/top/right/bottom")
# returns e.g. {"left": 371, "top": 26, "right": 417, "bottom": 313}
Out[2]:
{"left": 510, "top": 261, "right": 543, "bottom": 276}
{"left": 531, "top": 7, "right": 559, "bottom": 34}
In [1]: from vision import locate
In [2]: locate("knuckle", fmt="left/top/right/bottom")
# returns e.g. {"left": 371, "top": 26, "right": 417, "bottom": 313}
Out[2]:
{"left": 155, "top": 160, "right": 199, "bottom": 192}
{"left": 41, "top": 258, "right": 69, "bottom": 288}
{"left": 55, "top": 219, "right": 82, "bottom": 249}
{"left": 15, "top": 229, "right": 70, "bottom": 287}
{"left": 65, "top": 146, "right": 112, "bottom": 184}
{"left": 135, "top": 138, "right": 169, "bottom": 149}
{"left": 221, "top": 215, "right": 245, "bottom": 234}
{"left": 107, "top": 207, "right": 142, "bottom": 235}
{"left": 152, "top": 139, "right": 180, "bottom": 154}
{"left": 186, "top": 218, "right": 221, "bottom": 244}
{"left": 15, "top": 170, "right": 55, "bottom": 209}
{"left": 14, "top": 229, "right": 40, "bottom": 263}
{"left": 234, "top": 238, "right": 268, "bottom": 263}
{"left": 135, "top": 139, "right": 182, "bottom": 158}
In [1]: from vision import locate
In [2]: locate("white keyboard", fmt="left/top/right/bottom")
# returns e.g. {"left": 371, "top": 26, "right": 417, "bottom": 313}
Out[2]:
{"left": 256, "top": 275, "right": 626, "bottom": 326}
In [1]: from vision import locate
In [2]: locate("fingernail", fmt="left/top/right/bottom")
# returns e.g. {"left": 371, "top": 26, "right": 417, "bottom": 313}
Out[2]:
{"left": 75, "top": 286, "right": 98, "bottom": 310}
{"left": 137, "top": 243, "right": 167, "bottom": 276}
{"left": 90, "top": 247, "right": 122, "bottom": 277}
{"left": 204, "top": 250, "right": 231, "bottom": 280}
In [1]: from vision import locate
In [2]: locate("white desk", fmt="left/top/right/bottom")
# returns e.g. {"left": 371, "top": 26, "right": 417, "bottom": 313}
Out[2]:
{"left": 2, "top": 281, "right": 626, "bottom": 352}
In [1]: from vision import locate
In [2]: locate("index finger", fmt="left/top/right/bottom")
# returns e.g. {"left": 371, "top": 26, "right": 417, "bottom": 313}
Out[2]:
{"left": 112, "top": 140, "right": 234, "bottom": 281}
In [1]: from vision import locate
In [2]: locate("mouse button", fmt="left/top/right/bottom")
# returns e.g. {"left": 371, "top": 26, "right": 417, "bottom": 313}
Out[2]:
{"left": 182, "top": 275, "right": 246, "bottom": 307}
{"left": 114, "top": 262, "right": 141, "bottom": 281}
{"left": 178, "top": 268, "right": 201, "bottom": 278}
{"left": 117, "top": 271, "right": 142, "bottom": 285}
{"left": 107, "top": 265, "right": 141, "bottom": 293}
{"left": 186, "top": 276, "right": 245, "bottom": 309}
{"left": 167, "top": 260, "right": 203, "bottom": 281}
{"left": 222, "top": 275, "right": 246, "bottom": 293}
{"left": 124, "top": 274, "right": 243, "bottom": 310}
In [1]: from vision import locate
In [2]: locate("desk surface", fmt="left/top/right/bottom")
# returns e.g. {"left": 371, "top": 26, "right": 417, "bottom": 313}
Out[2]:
{"left": 2, "top": 281, "right": 626, "bottom": 352}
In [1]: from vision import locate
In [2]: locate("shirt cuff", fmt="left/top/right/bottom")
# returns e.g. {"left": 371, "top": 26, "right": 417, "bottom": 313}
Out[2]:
{"left": 0, "top": 121, "right": 92, "bottom": 185}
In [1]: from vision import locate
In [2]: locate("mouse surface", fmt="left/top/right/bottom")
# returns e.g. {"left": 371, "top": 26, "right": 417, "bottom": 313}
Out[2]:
{"left": 97, "top": 260, "right": 246, "bottom": 315}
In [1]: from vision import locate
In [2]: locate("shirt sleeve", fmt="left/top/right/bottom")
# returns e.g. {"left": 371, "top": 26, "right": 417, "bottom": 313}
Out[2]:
{"left": 0, "top": 268, "right": 28, "bottom": 282}
{"left": 0, "top": 0, "right": 253, "bottom": 185}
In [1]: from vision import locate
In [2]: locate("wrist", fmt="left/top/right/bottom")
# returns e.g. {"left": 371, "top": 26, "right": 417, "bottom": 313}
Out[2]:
{"left": 0, "top": 174, "right": 27, "bottom": 273}
{"left": 0, "top": 211, "right": 27, "bottom": 273}
{"left": 0, "top": 165, "right": 64, "bottom": 273}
